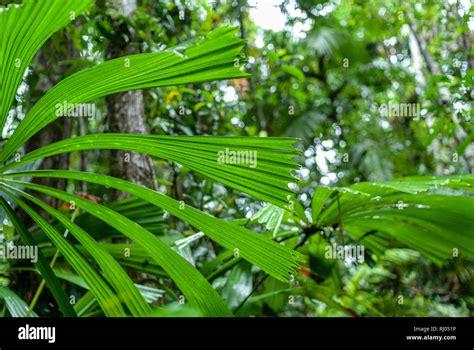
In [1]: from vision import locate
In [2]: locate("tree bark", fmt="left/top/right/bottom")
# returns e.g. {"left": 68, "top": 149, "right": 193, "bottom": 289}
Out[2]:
{"left": 25, "top": 33, "right": 77, "bottom": 212}
{"left": 108, "top": 90, "right": 158, "bottom": 199}
{"left": 106, "top": 0, "right": 157, "bottom": 200}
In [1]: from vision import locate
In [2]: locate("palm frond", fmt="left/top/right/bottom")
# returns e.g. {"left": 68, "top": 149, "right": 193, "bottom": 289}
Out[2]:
{"left": 0, "top": 198, "right": 76, "bottom": 316}
{"left": 0, "top": 286, "right": 38, "bottom": 317}
{"left": 311, "top": 176, "right": 474, "bottom": 265}
{"left": 1, "top": 135, "right": 300, "bottom": 211}
{"left": 0, "top": 187, "right": 127, "bottom": 317}
{"left": 3, "top": 188, "right": 150, "bottom": 316}
{"left": 0, "top": 0, "right": 94, "bottom": 130}
{"left": 0, "top": 26, "right": 248, "bottom": 163}
{"left": 0, "top": 181, "right": 233, "bottom": 317}
{"left": 0, "top": 171, "right": 305, "bottom": 282}
{"left": 30, "top": 197, "right": 164, "bottom": 243}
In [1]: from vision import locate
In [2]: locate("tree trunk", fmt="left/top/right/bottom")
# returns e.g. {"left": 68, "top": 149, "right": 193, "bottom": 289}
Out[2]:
{"left": 25, "top": 34, "right": 77, "bottom": 213}
{"left": 106, "top": 0, "right": 157, "bottom": 200}
{"left": 408, "top": 14, "right": 472, "bottom": 173}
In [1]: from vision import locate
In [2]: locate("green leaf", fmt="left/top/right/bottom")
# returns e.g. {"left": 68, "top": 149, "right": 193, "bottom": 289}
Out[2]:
{"left": 1, "top": 134, "right": 301, "bottom": 211}
{"left": 2, "top": 221, "right": 15, "bottom": 241}
{"left": 281, "top": 65, "right": 305, "bottom": 81}
{"left": 0, "top": 0, "right": 94, "bottom": 129}
{"left": 0, "top": 286, "right": 38, "bottom": 317}
{"left": 251, "top": 204, "right": 292, "bottom": 236}
{"left": 0, "top": 185, "right": 127, "bottom": 317}
{"left": 0, "top": 170, "right": 305, "bottom": 283}
{"left": 149, "top": 303, "right": 202, "bottom": 317}
{"left": 345, "top": 198, "right": 474, "bottom": 263}
{"left": 31, "top": 197, "right": 164, "bottom": 244}
{"left": 262, "top": 277, "right": 289, "bottom": 312}
{"left": 0, "top": 26, "right": 249, "bottom": 163}
{"left": 0, "top": 180, "right": 232, "bottom": 317}
{"left": 5, "top": 189, "right": 151, "bottom": 316}
{"left": 74, "top": 197, "right": 164, "bottom": 240}
{"left": 53, "top": 271, "right": 164, "bottom": 305}
{"left": 40, "top": 243, "right": 169, "bottom": 279}
{"left": 221, "top": 262, "right": 253, "bottom": 310}
{"left": 383, "top": 175, "right": 474, "bottom": 193}
{"left": 311, "top": 176, "right": 474, "bottom": 265}
{"left": 311, "top": 186, "right": 335, "bottom": 224}
{"left": 0, "top": 197, "right": 77, "bottom": 317}
{"left": 74, "top": 291, "right": 97, "bottom": 317}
